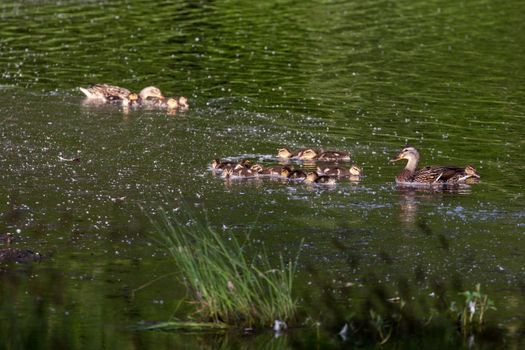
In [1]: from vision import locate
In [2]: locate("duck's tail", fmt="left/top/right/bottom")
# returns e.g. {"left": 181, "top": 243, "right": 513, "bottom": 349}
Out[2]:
{"left": 79, "top": 87, "right": 98, "bottom": 99}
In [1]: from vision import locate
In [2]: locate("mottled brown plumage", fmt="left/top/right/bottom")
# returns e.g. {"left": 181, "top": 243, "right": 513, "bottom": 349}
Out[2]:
{"left": 390, "top": 146, "right": 480, "bottom": 185}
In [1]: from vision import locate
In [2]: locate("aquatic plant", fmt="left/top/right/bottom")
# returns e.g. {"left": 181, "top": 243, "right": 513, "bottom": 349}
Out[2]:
{"left": 150, "top": 208, "right": 300, "bottom": 329}
{"left": 452, "top": 283, "right": 496, "bottom": 331}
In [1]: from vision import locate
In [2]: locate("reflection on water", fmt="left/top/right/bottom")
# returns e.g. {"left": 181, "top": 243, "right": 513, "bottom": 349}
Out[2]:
{"left": 0, "top": 0, "right": 524, "bottom": 348}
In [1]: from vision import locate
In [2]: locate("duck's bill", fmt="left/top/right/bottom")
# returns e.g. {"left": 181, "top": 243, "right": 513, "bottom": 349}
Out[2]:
{"left": 389, "top": 156, "right": 402, "bottom": 162}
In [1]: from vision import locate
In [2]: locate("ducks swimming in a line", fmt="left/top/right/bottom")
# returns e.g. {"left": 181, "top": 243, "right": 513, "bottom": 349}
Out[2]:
{"left": 390, "top": 146, "right": 480, "bottom": 186}
{"left": 277, "top": 147, "right": 351, "bottom": 162}
{"left": 277, "top": 148, "right": 351, "bottom": 161}
{"left": 211, "top": 158, "right": 363, "bottom": 186}
{"left": 79, "top": 83, "right": 189, "bottom": 111}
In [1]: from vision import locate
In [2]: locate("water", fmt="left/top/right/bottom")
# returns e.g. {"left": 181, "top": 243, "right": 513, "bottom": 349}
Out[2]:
{"left": 0, "top": 0, "right": 524, "bottom": 348}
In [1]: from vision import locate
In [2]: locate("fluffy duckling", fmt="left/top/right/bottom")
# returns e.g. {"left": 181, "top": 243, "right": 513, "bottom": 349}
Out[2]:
{"left": 221, "top": 166, "right": 257, "bottom": 178}
{"left": 390, "top": 146, "right": 480, "bottom": 185}
{"left": 277, "top": 148, "right": 295, "bottom": 159}
{"left": 253, "top": 165, "right": 292, "bottom": 177}
{"left": 177, "top": 96, "right": 189, "bottom": 110}
{"left": 316, "top": 151, "right": 351, "bottom": 162}
{"left": 211, "top": 159, "right": 251, "bottom": 171}
{"left": 287, "top": 169, "right": 307, "bottom": 180}
{"left": 280, "top": 167, "right": 292, "bottom": 178}
{"left": 305, "top": 172, "right": 337, "bottom": 185}
{"left": 297, "top": 148, "right": 319, "bottom": 160}
{"left": 317, "top": 165, "right": 363, "bottom": 177}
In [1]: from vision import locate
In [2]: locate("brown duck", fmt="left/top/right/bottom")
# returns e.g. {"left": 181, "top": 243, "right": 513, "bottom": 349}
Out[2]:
{"left": 390, "top": 146, "right": 480, "bottom": 185}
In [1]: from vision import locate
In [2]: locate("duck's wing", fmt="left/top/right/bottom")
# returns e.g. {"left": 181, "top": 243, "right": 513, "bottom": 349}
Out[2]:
{"left": 414, "top": 166, "right": 465, "bottom": 183}
{"left": 79, "top": 84, "right": 131, "bottom": 100}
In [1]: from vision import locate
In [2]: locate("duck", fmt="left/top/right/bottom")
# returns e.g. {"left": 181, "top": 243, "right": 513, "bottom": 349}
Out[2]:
{"left": 390, "top": 146, "right": 481, "bottom": 185}
{"left": 253, "top": 165, "right": 293, "bottom": 177}
{"left": 296, "top": 149, "right": 351, "bottom": 161}
{"left": 287, "top": 169, "right": 307, "bottom": 180}
{"left": 297, "top": 148, "right": 320, "bottom": 160}
{"left": 278, "top": 147, "right": 320, "bottom": 159}
{"left": 141, "top": 97, "right": 179, "bottom": 110}
{"left": 279, "top": 167, "right": 292, "bottom": 178}
{"left": 305, "top": 172, "right": 337, "bottom": 185}
{"left": 317, "top": 165, "right": 363, "bottom": 177}
{"left": 221, "top": 166, "right": 257, "bottom": 178}
{"left": 80, "top": 84, "right": 164, "bottom": 103}
{"left": 277, "top": 148, "right": 295, "bottom": 159}
{"left": 177, "top": 96, "right": 189, "bottom": 110}
{"left": 317, "top": 151, "right": 351, "bottom": 162}
{"left": 211, "top": 159, "right": 251, "bottom": 171}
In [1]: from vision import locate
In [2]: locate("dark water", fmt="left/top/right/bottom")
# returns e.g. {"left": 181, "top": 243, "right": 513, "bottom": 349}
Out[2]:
{"left": 1, "top": 0, "right": 524, "bottom": 348}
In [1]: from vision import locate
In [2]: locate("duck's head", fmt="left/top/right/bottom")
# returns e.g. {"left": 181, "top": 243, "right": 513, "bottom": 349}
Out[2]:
{"left": 221, "top": 168, "right": 233, "bottom": 178}
{"left": 350, "top": 165, "right": 363, "bottom": 176}
{"left": 390, "top": 146, "right": 420, "bottom": 163}
{"left": 211, "top": 159, "right": 221, "bottom": 169}
{"left": 178, "top": 96, "right": 189, "bottom": 109}
{"left": 280, "top": 166, "right": 292, "bottom": 177}
{"left": 166, "top": 98, "right": 179, "bottom": 109}
{"left": 465, "top": 165, "right": 480, "bottom": 178}
{"left": 298, "top": 148, "right": 318, "bottom": 160}
{"left": 128, "top": 93, "right": 139, "bottom": 101}
{"left": 277, "top": 148, "right": 293, "bottom": 158}
{"left": 239, "top": 159, "right": 252, "bottom": 168}
{"left": 305, "top": 171, "right": 319, "bottom": 183}
{"left": 139, "top": 86, "right": 164, "bottom": 100}
{"left": 250, "top": 164, "right": 264, "bottom": 173}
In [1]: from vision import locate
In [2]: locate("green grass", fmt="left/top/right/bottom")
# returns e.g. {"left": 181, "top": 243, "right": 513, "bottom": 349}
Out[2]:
{"left": 150, "top": 209, "right": 300, "bottom": 328}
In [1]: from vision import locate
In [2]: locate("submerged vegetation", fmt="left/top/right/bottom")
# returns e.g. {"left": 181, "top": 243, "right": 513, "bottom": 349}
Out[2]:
{"left": 145, "top": 208, "right": 522, "bottom": 347}
{"left": 150, "top": 209, "right": 300, "bottom": 328}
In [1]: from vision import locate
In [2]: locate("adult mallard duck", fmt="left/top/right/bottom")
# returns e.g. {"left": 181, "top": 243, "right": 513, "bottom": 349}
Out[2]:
{"left": 80, "top": 84, "right": 164, "bottom": 103}
{"left": 317, "top": 165, "right": 362, "bottom": 177}
{"left": 390, "top": 146, "right": 480, "bottom": 185}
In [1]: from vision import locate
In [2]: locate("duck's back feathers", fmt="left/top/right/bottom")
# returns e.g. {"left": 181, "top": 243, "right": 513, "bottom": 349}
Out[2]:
{"left": 80, "top": 84, "right": 131, "bottom": 101}
{"left": 412, "top": 166, "right": 476, "bottom": 184}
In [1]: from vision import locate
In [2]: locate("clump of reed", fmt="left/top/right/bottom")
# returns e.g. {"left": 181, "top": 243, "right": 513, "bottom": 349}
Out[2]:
{"left": 150, "top": 209, "right": 300, "bottom": 329}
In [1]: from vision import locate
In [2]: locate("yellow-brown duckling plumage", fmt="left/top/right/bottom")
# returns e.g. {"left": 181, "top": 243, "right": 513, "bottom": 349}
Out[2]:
{"left": 305, "top": 172, "right": 337, "bottom": 185}
{"left": 317, "top": 165, "right": 363, "bottom": 177}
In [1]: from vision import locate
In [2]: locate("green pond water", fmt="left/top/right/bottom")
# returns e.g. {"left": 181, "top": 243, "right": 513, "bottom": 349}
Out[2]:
{"left": 0, "top": 0, "right": 524, "bottom": 348}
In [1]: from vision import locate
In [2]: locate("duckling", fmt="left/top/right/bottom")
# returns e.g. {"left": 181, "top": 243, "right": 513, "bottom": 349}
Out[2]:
{"left": 296, "top": 149, "right": 351, "bottom": 161}
{"left": 287, "top": 169, "right": 307, "bottom": 180}
{"left": 280, "top": 166, "right": 292, "bottom": 178}
{"left": 305, "top": 172, "right": 337, "bottom": 185}
{"left": 177, "top": 96, "right": 189, "bottom": 110}
{"left": 141, "top": 97, "right": 179, "bottom": 109}
{"left": 221, "top": 165, "right": 256, "bottom": 178}
{"left": 297, "top": 148, "right": 319, "bottom": 160}
{"left": 211, "top": 159, "right": 234, "bottom": 170}
{"left": 212, "top": 159, "right": 252, "bottom": 171}
{"left": 316, "top": 151, "right": 351, "bottom": 162}
{"left": 390, "top": 146, "right": 480, "bottom": 185}
{"left": 317, "top": 165, "right": 363, "bottom": 177}
{"left": 277, "top": 148, "right": 295, "bottom": 159}
{"left": 448, "top": 165, "right": 481, "bottom": 183}
{"left": 250, "top": 164, "right": 264, "bottom": 174}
